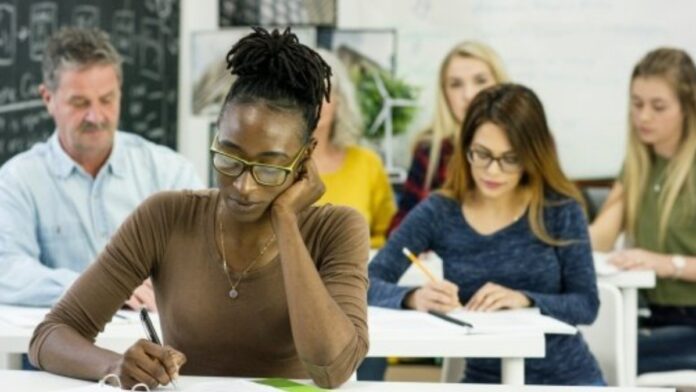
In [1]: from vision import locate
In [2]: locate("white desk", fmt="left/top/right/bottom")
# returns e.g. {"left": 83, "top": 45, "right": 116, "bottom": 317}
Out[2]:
{"left": 391, "top": 251, "right": 658, "bottom": 386}
{"left": 0, "top": 309, "right": 159, "bottom": 370}
{"left": 368, "top": 307, "right": 546, "bottom": 385}
{"left": 0, "top": 307, "right": 544, "bottom": 385}
{"left": 0, "top": 370, "right": 676, "bottom": 391}
{"left": 598, "top": 270, "right": 656, "bottom": 386}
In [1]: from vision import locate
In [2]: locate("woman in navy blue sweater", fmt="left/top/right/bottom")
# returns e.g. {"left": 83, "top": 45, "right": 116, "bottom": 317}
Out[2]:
{"left": 368, "top": 84, "right": 604, "bottom": 385}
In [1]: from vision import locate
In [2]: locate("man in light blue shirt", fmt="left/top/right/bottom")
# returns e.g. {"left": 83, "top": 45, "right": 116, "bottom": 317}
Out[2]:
{"left": 0, "top": 27, "right": 202, "bottom": 307}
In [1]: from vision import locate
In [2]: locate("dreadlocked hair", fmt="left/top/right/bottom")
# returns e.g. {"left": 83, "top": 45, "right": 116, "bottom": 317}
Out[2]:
{"left": 221, "top": 26, "right": 332, "bottom": 140}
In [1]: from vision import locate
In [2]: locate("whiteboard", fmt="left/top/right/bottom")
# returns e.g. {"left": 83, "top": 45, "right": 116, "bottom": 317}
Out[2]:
{"left": 337, "top": 0, "right": 696, "bottom": 179}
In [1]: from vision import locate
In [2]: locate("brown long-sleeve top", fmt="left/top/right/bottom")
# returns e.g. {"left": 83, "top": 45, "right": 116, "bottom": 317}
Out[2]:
{"left": 29, "top": 190, "right": 369, "bottom": 387}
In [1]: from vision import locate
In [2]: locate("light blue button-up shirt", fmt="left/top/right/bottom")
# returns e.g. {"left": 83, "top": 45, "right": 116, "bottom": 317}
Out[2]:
{"left": 0, "top": 131, "right": 203, "bottom": 306}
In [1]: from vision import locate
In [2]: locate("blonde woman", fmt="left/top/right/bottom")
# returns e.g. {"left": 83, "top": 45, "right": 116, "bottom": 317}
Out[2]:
{"left": 590, "top": 48, "right": 696, "bottom": 373}
{"left": 370, "top": 84, "right": 603, "bottom": 385}
{"left": 312, "top": 49, "right": 396, "bottom": 248}
{"left": 388, "top": 41, "right": 509, "bottom": 232}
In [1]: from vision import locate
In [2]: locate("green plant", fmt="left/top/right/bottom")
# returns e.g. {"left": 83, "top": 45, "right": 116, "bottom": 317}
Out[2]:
{"left": 354, "top": 68, "right": 419, "bottom": 140}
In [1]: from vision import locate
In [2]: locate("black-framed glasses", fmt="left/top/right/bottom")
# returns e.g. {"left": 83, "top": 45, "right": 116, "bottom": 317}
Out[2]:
{"left": 467, "top": 148, "right": 523, "bottom": 173}
{"left": 210, "top": 135, "right": 308, "bottom": 187}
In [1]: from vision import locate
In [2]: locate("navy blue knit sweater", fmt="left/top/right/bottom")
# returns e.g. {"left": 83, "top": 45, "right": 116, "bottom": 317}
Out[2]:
{"left": 368, "top": 193, "right": 604, "bottom": 385}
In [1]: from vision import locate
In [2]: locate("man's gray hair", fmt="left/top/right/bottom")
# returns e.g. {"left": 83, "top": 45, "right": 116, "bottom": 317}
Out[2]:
{"left": 42, "top": 27, "right": 123, "bottom": 91}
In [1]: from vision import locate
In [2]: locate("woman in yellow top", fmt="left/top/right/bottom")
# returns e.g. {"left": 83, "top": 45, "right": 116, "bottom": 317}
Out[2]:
{"left": 312, "top": 49, "right": 396, "bottom": 248}
{"left": 590, "top": 48, "right": 696, "bottom": 374}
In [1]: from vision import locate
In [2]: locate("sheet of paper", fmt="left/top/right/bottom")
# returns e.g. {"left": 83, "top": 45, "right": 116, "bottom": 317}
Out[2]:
{"left": 369, "top": 306, "right": 575, "bottom": 335}
{"left": 0, "top": 305, "right": 51, "bottom": 327}
{"left": 0, "top": 305, "right": 143, "bottom": 328}
{"left": 52, "top": 382, "right": 121, "bottom": 392}
{"left": 368, "top": 306, "right": 463, "bottom": 335}
{"left": 448, "top": 308, "right": 577, "bottom": 335}
{"left": 182, "top": 380, "right": 278, "bottom": 391}
{"left": 52, "top": 380, "right": 279, "bottom": 392}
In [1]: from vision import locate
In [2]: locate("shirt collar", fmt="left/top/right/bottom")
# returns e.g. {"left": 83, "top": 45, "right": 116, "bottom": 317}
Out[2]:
{"left": 48, "top": 131, "right": 78, "bottom": 179}
{"left": 107, "top": 132, "right": 126, "bottom": 178}
{"left": 47, "top": 130, "right": 125, "bottom": 179}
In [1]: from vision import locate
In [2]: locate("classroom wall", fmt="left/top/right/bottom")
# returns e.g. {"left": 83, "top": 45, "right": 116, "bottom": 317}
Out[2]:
{"left": 335, "top": 0, "right": 696, "bottom": 179}
{"left": 4, "top": 1, "right": 690, "bottom": 183}
{"left": 176, "top": 0, "right": 696, "bottom": 183}
{"left": 178, "top": 0, "right": 217, "bottom": 183}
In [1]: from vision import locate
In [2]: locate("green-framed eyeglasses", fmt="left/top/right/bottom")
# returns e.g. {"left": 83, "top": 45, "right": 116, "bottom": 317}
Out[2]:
{"left": 210, "top": 135, "right": 309, "bottom": 187}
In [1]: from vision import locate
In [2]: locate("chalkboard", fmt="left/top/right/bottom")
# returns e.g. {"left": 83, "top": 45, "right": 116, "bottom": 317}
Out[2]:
{"left": 0, "top": 0, "right": 180, "bottom": 165}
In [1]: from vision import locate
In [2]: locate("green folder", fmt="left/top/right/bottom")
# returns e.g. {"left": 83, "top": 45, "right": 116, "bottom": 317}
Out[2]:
{"left": 254, "top": 378, "right": 325, "bottom": 391}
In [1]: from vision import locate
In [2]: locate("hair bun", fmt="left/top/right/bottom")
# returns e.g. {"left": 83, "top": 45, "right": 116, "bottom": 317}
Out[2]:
{"left": 220, "top": 26, "right": 332, "bottom": 133}
{"left": 226, "top": 27, "right": 301, "bottom": 79}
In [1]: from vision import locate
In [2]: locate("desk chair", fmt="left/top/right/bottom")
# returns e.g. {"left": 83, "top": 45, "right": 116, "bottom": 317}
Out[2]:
{"left": 579, "top": 282, "right": 626, "bottom": 386}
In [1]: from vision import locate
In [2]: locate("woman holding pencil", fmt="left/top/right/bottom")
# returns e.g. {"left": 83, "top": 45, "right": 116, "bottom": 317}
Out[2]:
{"left": 28, "top": 27, "right": 368, "bottom": 390}
{"left": 368, "top": 83, "right": 604, "bottom": 385}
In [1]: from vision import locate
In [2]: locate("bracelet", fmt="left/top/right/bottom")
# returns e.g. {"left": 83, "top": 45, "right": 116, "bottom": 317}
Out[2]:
{"left": 671, "top": 255, "right": 686, "bottom": 279}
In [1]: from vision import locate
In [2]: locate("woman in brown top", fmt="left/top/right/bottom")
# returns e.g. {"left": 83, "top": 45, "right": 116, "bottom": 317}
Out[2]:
{"left": 29, "top": 27, "right": 369, "bottom": 390}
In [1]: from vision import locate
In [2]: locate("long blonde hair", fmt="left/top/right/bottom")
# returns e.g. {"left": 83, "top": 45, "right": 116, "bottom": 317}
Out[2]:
{"left": 315, "top": 48, "right": 364, "bottom": 148}
{"left": 623, "top": 48, "right": 696, "bottom": 246}
{"left": 419, "top": 41, "right": 510, "bottom": 190}
{"left": 441, "top": 84, "right": 584, "bottom": 246}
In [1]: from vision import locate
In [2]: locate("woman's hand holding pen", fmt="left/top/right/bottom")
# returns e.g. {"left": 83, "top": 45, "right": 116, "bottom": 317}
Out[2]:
{"left": 465, "top": 282, "right": 531, "bottom": 312}
{"left": 107, "top": 339, "right": 186, "bottom": 390}
{"left": 404, "top": 280, "right": 460, "bottom": 313}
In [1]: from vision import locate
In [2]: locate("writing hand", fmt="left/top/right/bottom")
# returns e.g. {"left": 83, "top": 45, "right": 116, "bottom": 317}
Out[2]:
{"left": 107, "top": 339, "right": 186, "bottom": 389}
{"left": 404, "top": 279, "right": 460, "bottom": 313}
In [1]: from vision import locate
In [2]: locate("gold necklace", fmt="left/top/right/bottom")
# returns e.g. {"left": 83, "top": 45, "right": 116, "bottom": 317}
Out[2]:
{"left": 217, "top": 201, "right": 276, "bottom": 299}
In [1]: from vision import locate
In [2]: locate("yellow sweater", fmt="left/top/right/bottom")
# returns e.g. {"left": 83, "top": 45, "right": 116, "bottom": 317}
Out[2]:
{"left": 317, "top": 146, "right": 396, "bottom": 248}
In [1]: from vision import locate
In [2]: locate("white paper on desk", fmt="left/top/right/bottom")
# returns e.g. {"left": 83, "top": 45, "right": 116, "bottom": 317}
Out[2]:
{"left": 0, "top": 305, "right": 51, "bottom": 327}
{"left": 368, "top": 306, "right": 463, "bottom": 334}
{"left": 52, "top": 384, "right": 121, "bottom": 392}
{"left": 448, "top": 308, "right": 577, "bottom": 335}
{"left": 185, "top": 380, "right": 279, "bottom": 391}
{"left": 52, "top": 380, "right": 277, "bottom": 392}
{"left": 0, "top": 305, "right": 142, "bottom": 328}
{"left": 593, "top": 252, "right": 620, "bottom": 276}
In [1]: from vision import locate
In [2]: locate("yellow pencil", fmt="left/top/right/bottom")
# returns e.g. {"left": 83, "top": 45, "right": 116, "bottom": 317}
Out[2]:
{"left": 402, "top": 247, "right": 438, "bottom": 282}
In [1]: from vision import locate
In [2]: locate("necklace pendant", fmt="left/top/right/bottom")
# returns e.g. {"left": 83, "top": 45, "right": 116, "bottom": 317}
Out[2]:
{"left": 228, "top": 288, "right": 239, "bottom": 299}
{"left": 654, "top": 183, "right": 661, "bottom": 193}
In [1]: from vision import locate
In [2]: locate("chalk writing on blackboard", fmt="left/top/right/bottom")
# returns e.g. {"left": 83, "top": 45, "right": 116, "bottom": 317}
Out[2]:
{"left": 0, "top": 0, "right": 180, "bottom": 165}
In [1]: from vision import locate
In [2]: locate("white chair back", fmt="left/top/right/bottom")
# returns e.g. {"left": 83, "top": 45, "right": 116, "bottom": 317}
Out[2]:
{"left": 440, "top": 358, "right": 465, "bottom": 383}
{"left": 579, "top": 282, "right": 626, "bottom": 386}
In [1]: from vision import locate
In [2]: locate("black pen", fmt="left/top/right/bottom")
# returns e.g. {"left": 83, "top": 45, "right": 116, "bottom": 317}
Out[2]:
{"left": 139, "top": 308, "right": 179, "bottom": 389}
{"left": 428, "top": 310, "right": 474, "bottom": 328}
